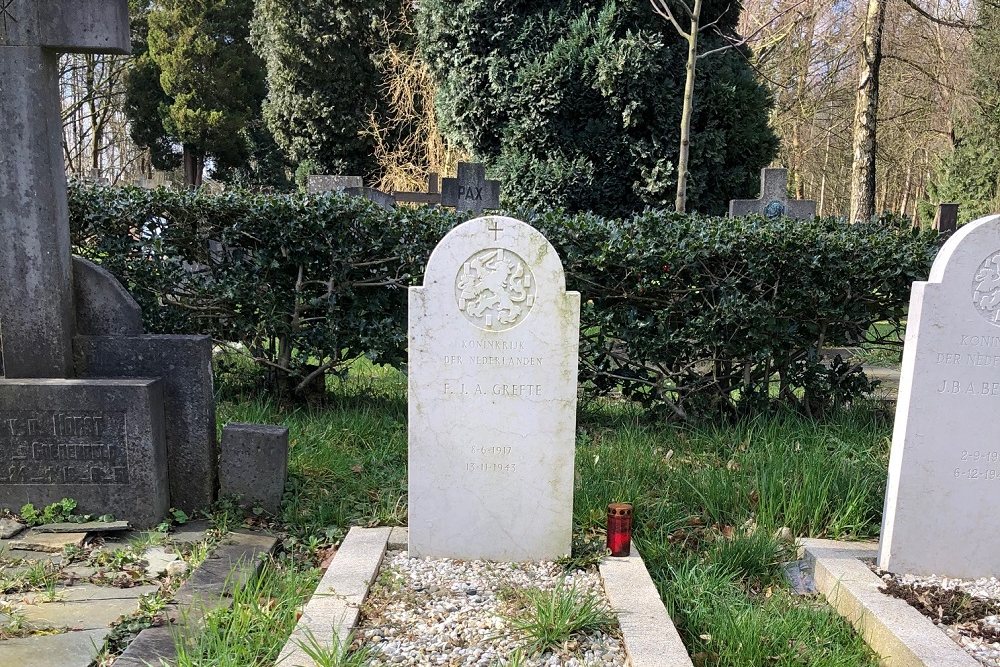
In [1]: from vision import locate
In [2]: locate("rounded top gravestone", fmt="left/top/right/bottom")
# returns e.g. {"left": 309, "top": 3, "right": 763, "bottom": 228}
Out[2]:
{"left": 408, "top": 216, "right": 580, "bottom": 562}
{"left": 880, "top": 214, "right": 1000, "bottom": 578}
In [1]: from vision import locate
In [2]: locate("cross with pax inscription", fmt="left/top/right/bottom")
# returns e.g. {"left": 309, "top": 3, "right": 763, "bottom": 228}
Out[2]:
{"left": 0, "top": 0, "right": 130, "bottom": 378}
{"left": 441, "top": 162, "right": 501, "bottom": 214}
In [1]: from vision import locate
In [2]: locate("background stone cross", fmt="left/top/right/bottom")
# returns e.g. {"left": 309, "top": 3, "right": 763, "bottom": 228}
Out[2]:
{"left": 441, "top": 162, "right": 501, "bottom": 213}
{"left": 0, "top": 0, "right": 130, "bottom": 378}
{"left": 728, "top": 168, "right": 817, "bottom": 220}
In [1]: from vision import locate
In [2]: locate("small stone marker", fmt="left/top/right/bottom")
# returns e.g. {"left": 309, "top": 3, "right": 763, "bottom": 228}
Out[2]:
{"left": 880, "top": 214, "right": 1000, "bottom": 577}
{"left": 441, "top": 162, "right": 501, "bottom": 213}
{"left": 728, "top": 168, "right": 816, "bottom": 220}
{"left": 220, "top": 423, "right": 289, "bottom": 514}
{"left": 408, "top": 216, "right": 580, "bottom": 561}
{"left": 307, "top": 175, "right": 363, "bottom": 194}
{"left": 934, "top": 203, "right": 960, "bottom": 233}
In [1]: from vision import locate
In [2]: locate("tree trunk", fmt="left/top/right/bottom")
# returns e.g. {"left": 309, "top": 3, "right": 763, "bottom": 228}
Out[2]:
{"left": 183, "top": 145, "right": 204, "bottom": 188}
{"left": 899, "top": 161, "right": 913, "bottom": 217}
{"left": 675, "top": 0, "right": 702, "bottom": 214}
{"left": 849, "top": 0, "right": 887, "bottom": 223}
{"left": 791, "top": 0, "right": 817, "bottom": 200}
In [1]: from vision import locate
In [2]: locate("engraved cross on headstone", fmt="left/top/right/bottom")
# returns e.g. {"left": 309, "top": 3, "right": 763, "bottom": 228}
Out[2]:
{"left": 0, "top": 0, "right": 130, "bottom": 378}
{"left": 728, "top": 168, "right": 817, "bottom": 221}
{"left": 487, "top": 219, "right": 504, "bottom": 240}
{"left": 441, "top": 162, "right": 501, "bottom": 214}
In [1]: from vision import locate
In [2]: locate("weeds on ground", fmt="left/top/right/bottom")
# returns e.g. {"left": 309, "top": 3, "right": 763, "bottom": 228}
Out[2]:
{"left": 503, "top": 582, "right": 617, "bottom": 655}
{"left": 172, "top": 559, "right": 318, "bottom": 666}
{"left": 298, "top": 629, "right": 376, "bottom": 667}
{"left": 0, "top": 559, "right": 61, "bottom": 593}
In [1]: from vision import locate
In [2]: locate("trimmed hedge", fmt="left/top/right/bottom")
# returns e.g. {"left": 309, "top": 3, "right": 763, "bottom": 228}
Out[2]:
{"left": 69, "top": 184, "right": 940, "bottom": 419}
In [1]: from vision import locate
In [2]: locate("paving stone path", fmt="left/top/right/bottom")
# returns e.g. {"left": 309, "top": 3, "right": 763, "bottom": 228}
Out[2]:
{"left": 0, "top": 518, "right": 276, "bottom": 667}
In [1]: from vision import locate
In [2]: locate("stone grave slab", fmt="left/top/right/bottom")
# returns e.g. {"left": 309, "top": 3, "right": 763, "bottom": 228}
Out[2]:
{"left": 0, "top": 378, "right": 169, "bottom": 528}
{"left": 74, "top": 335, "right": 217, "bottom": 512}
{"left": 8, "top": 530, "right": 86, "bottom": 553}
{"left": 35, "top": 520, "right": 129, "bottom": 533}
{"left": 0, "top": 518, "right": 25, "bottom": 538}
{"left": 0, "top": 628, "right": 111, "bottom": 667}
{"left": 307, "top": 175, "right": 363, "bottom": 194}
{"left": 880, "top": 214, "right": 1000, "bottom": 577}
{"left": 728, "top": 167, "right": 816, "bottom": 220}
{"left": 10, "top": 587, "right": 157, "bottom": 630}
{"left": 73, "top": 257, "right": 143, "bottom": 336}
{"left": 408, "top": 216, "right": 580, "bottom": 561}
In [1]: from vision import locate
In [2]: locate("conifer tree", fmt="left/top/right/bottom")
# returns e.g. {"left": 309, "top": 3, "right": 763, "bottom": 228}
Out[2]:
{"left": 417, "top": 0, "right": 777, "bottom": 216}
{"left": 251, "top": 0, "right": 403, "bottom": 179}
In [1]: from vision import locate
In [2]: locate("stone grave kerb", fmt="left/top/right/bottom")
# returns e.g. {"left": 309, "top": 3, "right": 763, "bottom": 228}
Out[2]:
{"left": 441, "top": 162, "right": 501, "bottom": 214}
{"left": 0, "top": 0, "right": 130, "bottom": 378}
{"left": 728, "top": 167, "right": 817, "bottom": 220}
{"left": 408, "top": 216, "right": 580, "bottom": 561}
{"left": 879, "top": 214, "right": 1000, "bottom": 577}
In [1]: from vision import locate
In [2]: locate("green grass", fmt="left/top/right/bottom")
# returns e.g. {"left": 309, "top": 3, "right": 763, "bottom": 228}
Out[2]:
{"left": 217, "top": 361, "right": 408, "bottom": 540}
{"left": 173, "top": 559, "right": 318, "bottom": 666}
{"left": 855, "top": 320, "right": 906, "bottom": 367}
{"left": 198, "top": 358, "right": 886, "bottom": 665}
{"left": 504, "top": 582, "right": 617, "bottom": 655}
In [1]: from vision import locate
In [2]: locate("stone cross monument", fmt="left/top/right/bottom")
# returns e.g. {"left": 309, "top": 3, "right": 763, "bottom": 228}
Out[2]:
{"left": 728, "top": 168, "right": 817, "bottom": 220}
{"left": 442, "top": 163, "right": 501, "bottom": 214}
{"left": 1, "top": 0, "right": 130, "bottom": 377}
{"left": 0, "top": 1, "right": 230, "bottom": 525}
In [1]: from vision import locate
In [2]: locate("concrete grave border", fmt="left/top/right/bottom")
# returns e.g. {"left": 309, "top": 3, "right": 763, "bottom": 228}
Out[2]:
{"left": 799, "top": 538, "right": 981, "bottom": 667}
{"left": 277, "top": 526, "right": 694, "bottom": 667}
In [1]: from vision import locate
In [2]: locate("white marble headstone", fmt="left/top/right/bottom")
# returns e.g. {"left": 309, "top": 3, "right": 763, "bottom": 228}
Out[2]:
{"left": 880, "top": 214, "right": 1000, "bottom": 578}
{"left": 408, "top": 216, "right": 580, "bottom": 561}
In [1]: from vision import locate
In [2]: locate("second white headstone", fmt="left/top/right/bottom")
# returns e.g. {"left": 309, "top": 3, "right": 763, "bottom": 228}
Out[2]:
{"left": 408, "top": 216, "right": 580, "bottom": 561}
{"left": 880, "top": 214, "right": 1000, "bottom": 577}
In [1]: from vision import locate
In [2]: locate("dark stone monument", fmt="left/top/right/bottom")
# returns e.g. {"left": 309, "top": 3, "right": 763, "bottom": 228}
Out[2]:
{"left": 73, "top": 257, "right": 143, "bottom": 336}
{"left": 219, "top": 424, "right": 289, "bottom": 515}
{"left": 933, "top": 203, "right": 959, "bottom": 233}
{"left": 0, "top": 1, "right": 224, "bottom": 526}
{"left": 308, "top": 175, "right": 396, "bottom": 210}
{"left": 728, "top": 168, "right": 817, "bottom": 220}
{"left": 1, "top": 0, "right": 131, "bottom": 378}
{"left": 75, "top": 335, "right": 217, "bottom": 513}
{"left": 441, "top": 163, "right": 501, "bottom": 213}
{"left": 0, "top": 378, "right": 169, "bottom": 528}
{"left": 394, "top": 172, "right": 442, "bottom": 206}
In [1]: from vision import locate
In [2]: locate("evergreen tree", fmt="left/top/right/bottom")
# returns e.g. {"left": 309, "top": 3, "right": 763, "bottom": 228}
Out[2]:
{"left": 417, "top": 0, "right": 777, "bottom": 216}
{"left": 143, "top": 0, "right": 270, "bottom": 186}
{"left": 124, "top": 0, "right": 182, "bottom": 172}
{"left": 250, "top": 0, "right": 402, "bottom": 179}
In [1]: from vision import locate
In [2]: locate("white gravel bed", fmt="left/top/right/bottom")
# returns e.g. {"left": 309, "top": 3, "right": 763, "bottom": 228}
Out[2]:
{"left": 355, "top": 549, "right": 626, "bottom": 667}
{"left": 879, "top": 569, "right": 1000, "bottom": 666}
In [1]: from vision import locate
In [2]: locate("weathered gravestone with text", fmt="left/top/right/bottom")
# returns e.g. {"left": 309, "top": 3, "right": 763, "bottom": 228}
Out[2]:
{"left": 880, "top": 214, "right": 1000, "bottom": 577}
{"left": 409, "top": 216, "right": 580, "bottom": 561}
{"left": 0, "top": 0, "right": 219, "bottom": 524}
{"left": 728, "top": 168, "right": 816, "bottom": 220}
{"left": 441, "top": 163, "right": 501, "bottom": 214}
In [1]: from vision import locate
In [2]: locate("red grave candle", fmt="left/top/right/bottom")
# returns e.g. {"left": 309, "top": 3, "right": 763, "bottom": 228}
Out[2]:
{"left": 606, "top": 503, "right": 633, "bottom": 557}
